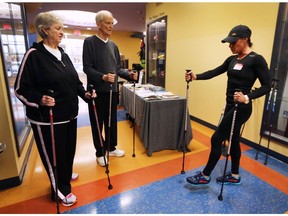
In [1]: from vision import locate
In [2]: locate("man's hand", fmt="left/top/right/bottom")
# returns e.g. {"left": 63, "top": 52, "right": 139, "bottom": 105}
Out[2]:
{"left": 130, "top": 70, "right": 138, "bottom": 81}
{"left": 102, "top": 73, "right": 115, "bottom": 83}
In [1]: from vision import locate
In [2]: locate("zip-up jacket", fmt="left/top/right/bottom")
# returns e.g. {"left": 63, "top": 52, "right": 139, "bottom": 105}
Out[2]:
{"left": 14, "top": 41, "right": 86, "bottom": 124}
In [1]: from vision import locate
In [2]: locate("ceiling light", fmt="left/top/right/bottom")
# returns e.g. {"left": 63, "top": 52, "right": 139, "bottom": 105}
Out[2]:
{"left": 50, "top": 10, "right": 118, "bottom": 28}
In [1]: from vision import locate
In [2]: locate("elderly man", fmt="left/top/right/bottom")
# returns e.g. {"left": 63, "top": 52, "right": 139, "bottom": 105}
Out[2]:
{"left": 83, "top": 10, "right": 138, "bottom": 167}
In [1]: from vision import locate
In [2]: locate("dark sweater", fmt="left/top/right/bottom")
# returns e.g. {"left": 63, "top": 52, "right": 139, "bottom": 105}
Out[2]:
{"left": 196, "top": 51, "right": 271, "bottom": 105}
{"left": 14, "top": 41, "right": 86, "bottom": 123}
{"left": 82, "top": 35, "right": 132, "bottom": 92}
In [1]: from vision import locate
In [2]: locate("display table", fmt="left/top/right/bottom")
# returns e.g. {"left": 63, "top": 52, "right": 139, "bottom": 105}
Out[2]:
{"left": 121, "top": 83, "right": 192, "bottom": 156}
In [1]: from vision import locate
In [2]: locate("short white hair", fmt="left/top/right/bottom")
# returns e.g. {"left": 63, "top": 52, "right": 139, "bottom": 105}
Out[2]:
{"left": 95, "top": 10, "right": 113, "bottom": 25}
{"left": 35, "top": 12, "right": 63, "bottom": 39}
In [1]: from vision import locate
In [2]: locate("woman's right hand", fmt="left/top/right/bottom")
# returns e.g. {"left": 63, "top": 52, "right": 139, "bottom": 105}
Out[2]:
{"left": 40, "top": 95, "right": 55, "bottom": 107}
{"left": 185, "top": 71, "right": 197, "bottom": 82}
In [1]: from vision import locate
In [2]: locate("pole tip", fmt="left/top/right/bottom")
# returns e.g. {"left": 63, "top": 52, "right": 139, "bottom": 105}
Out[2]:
{"left": 218, "top": 195, "right": 223, "bottom": 201}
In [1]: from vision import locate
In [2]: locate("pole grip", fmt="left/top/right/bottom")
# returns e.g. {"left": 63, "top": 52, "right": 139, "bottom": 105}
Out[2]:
{"left": 88, "top": 84, "right": 94, "bottom": 94}
{"left": 185, "top": 69, "right": 192, "bottom": 83}
{"left": 47, "top": 89, "right": 54, "bottom": 97}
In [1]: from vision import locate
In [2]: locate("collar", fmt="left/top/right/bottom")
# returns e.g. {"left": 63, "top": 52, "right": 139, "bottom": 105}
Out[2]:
{"left": 95, "top": 34, "right": 109, "bottom": 43}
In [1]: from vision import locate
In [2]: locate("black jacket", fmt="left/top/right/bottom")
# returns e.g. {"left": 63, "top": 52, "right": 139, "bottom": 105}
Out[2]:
{"left": 14, "top": 41, "right": 86, "bottom": 123}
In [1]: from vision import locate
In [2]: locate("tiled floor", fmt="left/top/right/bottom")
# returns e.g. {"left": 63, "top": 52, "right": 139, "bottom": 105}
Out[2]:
{"left": 0, "top": 105, "right": 287, "bottom": 214}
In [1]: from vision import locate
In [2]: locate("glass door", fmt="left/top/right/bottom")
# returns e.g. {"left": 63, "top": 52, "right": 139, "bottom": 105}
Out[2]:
{"left": 146, "top": 16, "right": 167, "bottom": 88}
{"left": 0, "top": 2, "right": 30, "bottom": 156}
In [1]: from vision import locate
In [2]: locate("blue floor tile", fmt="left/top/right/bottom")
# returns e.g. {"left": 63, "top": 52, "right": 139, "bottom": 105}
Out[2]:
{"left": 117, "top": 109, "right": 128, "bottom": 122}
{"left": 63, "top": 159, "right": 288, "bottom": 214}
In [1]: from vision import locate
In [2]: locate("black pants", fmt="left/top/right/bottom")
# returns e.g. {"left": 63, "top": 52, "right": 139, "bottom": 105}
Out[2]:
{"left": 88, "top": 92, "right": 118, "bottom": 157}
{"left": 31, "top": 118, "right": 77, "bottom": 199}
{"left": 203, "top": 102, "right": 252, "bottom": 176}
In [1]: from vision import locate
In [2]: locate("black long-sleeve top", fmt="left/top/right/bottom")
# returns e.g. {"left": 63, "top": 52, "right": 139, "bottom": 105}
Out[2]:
{"left": 82, "top": 35, "right": 132, "bottom": 92}
{"left": 14, "top": 41, "right": 86, "bottom": 124}
{"left": 196, "top": 51, "right": 271, "bottom": 105}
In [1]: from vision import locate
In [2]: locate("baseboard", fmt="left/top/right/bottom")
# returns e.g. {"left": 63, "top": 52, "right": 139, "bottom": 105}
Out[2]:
{"left": 0, "top": 137, "right": 34, "bottom": 190}
{"left": 0, "top": 176, "right": 22, "bottom": 190}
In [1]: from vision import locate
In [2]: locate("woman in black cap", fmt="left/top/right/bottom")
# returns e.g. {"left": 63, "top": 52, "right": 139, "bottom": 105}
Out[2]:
{"left": 185, "top": 25, "right": 271, "bottom": 186}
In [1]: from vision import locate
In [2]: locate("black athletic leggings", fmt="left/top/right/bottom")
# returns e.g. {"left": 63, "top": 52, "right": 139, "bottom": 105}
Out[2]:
{"left": 203, "top": 102, "right": 252, "bottom": 176}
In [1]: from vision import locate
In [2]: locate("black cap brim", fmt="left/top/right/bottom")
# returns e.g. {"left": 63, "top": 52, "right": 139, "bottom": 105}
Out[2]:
{"left": 221, "top": 36, "right": 239, "bottom": 43}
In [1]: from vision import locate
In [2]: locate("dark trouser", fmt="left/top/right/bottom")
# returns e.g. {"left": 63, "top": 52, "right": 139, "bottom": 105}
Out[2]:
{"left": 88, "top": 92, "right": 118, "bottom": 157}
{"left": 31, "top": 118, "right": 77, "bottom": 198}
{"left": 202, "top": 102, "right": 252, "bottom": 176}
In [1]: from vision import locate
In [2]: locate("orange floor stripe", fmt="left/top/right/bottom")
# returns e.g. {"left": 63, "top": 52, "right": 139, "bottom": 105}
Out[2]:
{"left": 0, "top": 120, "right": 286, "bottom": 214}
{"left": 0, "top": 149, "right": 210, "bottom": 214}
{"left": 241, "top": 154, "right": 288, "bottom": 194}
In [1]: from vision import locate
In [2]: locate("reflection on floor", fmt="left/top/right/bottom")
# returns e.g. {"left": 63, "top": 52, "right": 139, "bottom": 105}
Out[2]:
{"left": 0, "top": 107, "right": 287, "bottom": 214}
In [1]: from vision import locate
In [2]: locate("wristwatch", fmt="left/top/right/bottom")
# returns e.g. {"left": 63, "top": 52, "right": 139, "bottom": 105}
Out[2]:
{"left": 244, "top": 95, "right": 250, "bottom": 104}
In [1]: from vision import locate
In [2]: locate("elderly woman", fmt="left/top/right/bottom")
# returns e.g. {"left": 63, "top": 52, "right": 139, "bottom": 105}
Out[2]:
{"left": 14, "top": 12, "right": 94, "bottom": 206}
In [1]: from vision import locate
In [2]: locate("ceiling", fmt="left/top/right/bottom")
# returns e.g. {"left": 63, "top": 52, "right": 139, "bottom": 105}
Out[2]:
{"left": 24, "top": 2, "right": 146, "bottom": 33}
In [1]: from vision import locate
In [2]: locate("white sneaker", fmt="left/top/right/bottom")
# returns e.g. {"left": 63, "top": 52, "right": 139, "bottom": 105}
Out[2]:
{"left": 97, "top": 156, "right": 109, "bottom": 167}
{"left": 108, "top": 149, "right": 125, "bottom": 157}
{"left": 71, "top": 173, "right": 79, "bottom": 181}
{"left": 61, "top": 193, "right": 77, "bottom": 207}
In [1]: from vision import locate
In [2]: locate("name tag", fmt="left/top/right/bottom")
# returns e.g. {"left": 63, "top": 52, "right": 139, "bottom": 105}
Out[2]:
{"left": 233, "top": 63, "right": 243, "bottom": 70}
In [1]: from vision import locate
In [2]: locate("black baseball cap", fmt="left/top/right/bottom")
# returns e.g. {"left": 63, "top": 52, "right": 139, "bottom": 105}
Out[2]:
{"left": 221, "top": 25, "right": 252, "bottom": 43}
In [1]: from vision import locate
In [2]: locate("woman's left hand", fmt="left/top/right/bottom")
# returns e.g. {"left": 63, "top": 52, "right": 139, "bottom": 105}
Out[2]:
{"left": 85, "top": 90, "right": 97, "bottom": 99}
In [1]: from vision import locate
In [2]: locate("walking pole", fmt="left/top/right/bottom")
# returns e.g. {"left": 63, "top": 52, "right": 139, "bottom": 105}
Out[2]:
{"left": 255, "top": 79, "right": 278, "bottom": 164}
{"left": 218, "top": 90, "right": 239, "bottom": 201}
{"left": 107, "top": 82, "right": 113, "bottom": 163}
{"left": 220, "top": 104, "right": 246, "bottom": 157}
{"left": 264, "top": 81, "right": 278, "bottom": 165}
{"left": 255, "top": 86, "right": 272, "bottom": 160}
{"left": 88, "top": 85, "right": 113, "bottom": 190}
{"left": 181, "top": 69, "right": 191, "bottom": 174}
{"left": 47, "top": 90, "right": 60, "bottom": 214}
{"left": 132, "top": 71, "right": 137, "bottom": 157}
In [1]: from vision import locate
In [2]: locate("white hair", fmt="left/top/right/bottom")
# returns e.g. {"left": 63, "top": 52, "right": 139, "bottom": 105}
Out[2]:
{"left": 35, "top": 12, "right": 63, "bottom": 39}
{"left": 95, "top": 10, "right": 113, "bottom": 25}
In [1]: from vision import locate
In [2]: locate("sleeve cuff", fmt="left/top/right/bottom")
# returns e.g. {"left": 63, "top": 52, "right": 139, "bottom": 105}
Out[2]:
{"left": 244, "top": 95, "right": 250, "bottom": 104}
